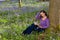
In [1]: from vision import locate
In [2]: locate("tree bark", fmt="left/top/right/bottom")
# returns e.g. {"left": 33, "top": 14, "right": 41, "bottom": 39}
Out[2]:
{"left": 49, "top": 0, "right": 60, "bottom": 28}
{"left": 19, "top": 0, "right": 21, "bottom": 8}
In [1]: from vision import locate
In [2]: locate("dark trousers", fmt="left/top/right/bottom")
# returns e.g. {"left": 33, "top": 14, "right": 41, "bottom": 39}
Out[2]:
{"left": 23, "top": 23, "right": 45, "bottom": 35}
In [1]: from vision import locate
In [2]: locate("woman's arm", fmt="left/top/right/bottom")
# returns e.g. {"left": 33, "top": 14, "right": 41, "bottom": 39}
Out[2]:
{"left": 37, "top": 24, "right": 43, "bottom": 28}
{"left": 34, "top": 23, "right": 43, "bottom": 28}
{"left": 35, "top": 19, "right": 50, "bottom": 28}
{"left": 39, "top": 19, "right": 50, "bottom": 28}
{"left": 43, "top": 19, "right": 50, "bottom": 28}
{"left": 35, "top": 12, "right": 41, "bottom": 21}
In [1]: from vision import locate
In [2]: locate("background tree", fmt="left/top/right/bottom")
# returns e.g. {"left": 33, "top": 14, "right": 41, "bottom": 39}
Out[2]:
{"left": 49, "top": 0, "right": 60, "bottom": 31}
{"left": 18, "top": 0, "right": 21, "bottom": 7}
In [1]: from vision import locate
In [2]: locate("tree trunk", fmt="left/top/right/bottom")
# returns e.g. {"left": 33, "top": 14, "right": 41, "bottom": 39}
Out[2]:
{"left": 49, "top": 0, "right": 60, "bottom": 29}
{"left": 19, "top": 0, "right": 21, "bottom": 8}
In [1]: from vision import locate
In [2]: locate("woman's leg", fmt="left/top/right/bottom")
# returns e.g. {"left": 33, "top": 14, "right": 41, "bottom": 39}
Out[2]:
{"left": 22, "top": 23, "right": 37, "bottom": 35}
{"left": 37, "top": 28, "right": 45, "bottom": 32}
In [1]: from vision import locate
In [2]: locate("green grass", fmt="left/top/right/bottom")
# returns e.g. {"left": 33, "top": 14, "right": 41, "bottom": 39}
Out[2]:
{"left": 0, "top": 1, "right": 60, "bottom": 40}
{"left": 0, "top": 11, "right": 60, "bottom": 40}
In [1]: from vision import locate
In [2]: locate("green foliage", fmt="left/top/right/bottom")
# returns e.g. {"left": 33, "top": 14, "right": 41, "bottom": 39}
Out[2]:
{"left": 0, "top": 2, "right": 59, "bottom": 40}
{"left": 0, "top": 11, "right": 60, "bottom": 40}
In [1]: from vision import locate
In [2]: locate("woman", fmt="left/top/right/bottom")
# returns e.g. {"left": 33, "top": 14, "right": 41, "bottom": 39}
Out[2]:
{"left": 22, "top": 10, "right": 50, "bottom": 35}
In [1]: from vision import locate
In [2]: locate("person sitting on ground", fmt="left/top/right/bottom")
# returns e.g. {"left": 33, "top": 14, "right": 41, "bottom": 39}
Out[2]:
{"left": 22, "top": 10, "right": 50, "bottom": 35}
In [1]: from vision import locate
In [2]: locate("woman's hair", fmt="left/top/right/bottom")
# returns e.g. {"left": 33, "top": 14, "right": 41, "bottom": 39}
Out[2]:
{"left": 39, "top": 10, "right": 49, "bottom": 18}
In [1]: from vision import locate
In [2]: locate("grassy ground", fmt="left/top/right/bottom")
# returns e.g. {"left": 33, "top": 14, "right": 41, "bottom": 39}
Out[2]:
{"left": 0, "top": 2, "right": 49, "bottom": 13}
{"left": 0, "top": 11, "right": 60, "bottom": 40}
{"left": 0, "top": 2, "right": 60, "bottom": 40}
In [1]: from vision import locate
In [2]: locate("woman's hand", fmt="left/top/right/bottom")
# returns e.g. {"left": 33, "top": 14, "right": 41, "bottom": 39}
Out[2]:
{"left": 34, "top": 22, "right": 38, "bottom": 25}
{"left": 37, "top": 24, "right": 43, "bottom": 28}
{"left": 34, "top": 22, "right": 43, "bottom": 28}
{"left": 38, "top": 26, "right": 43, "bottom": 28}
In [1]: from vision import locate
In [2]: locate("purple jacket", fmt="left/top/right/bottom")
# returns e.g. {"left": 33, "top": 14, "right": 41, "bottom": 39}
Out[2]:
{"left": 35, "top": 12, "right": 50, "bottom": 28}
